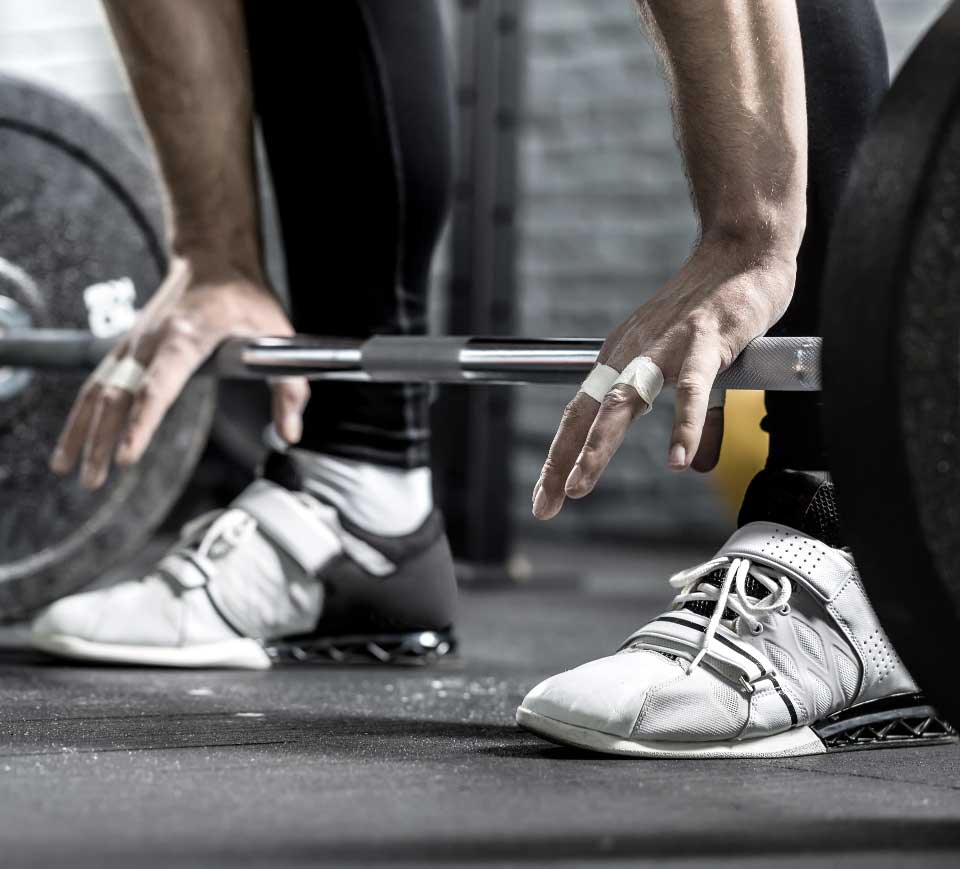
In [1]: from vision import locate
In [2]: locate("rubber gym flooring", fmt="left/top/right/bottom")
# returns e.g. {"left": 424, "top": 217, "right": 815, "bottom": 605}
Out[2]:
{"left": 1, "top": 538, "right": 958, "bottom": 868}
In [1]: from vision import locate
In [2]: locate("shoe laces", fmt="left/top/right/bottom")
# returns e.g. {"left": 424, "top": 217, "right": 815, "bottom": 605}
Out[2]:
{"left": 667, "top": 556, "right": 792, "bottom": 674}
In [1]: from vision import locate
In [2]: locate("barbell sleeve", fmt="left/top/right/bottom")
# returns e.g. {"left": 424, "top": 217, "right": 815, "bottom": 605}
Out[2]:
{"left": 0, "top": 332, "right": 822, "bottom": 390}
{"left": 0, "top": 329, "right": 116, "bottom": 369}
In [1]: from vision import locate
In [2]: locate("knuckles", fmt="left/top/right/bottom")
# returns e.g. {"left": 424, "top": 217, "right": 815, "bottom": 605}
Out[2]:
{"left": 600, "top": 387, "right": 636, "bottom": 413}
{"left": 160, "top": 316, "right": 201, "bottom": 350}
{"left": 675, "top": 375, "right": 709, "bottom": 397}
{"left": 98, "top": 386, "right": 128, "bottom": 407}
{"left": 561, "top": 398, "right": 591, "bottom": 425}
{"left": 133, "top": 378, "right": 158, "bottom": 406}
{"left": 538, "top": 456, "right": 565, "bottom": 488}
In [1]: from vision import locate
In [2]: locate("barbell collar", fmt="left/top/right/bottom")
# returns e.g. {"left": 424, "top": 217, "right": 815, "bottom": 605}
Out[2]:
{"left": 0, "top": 332, "right": 822, "bottom": 390}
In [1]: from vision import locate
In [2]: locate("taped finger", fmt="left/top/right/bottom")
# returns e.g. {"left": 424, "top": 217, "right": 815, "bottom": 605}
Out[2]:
{"left": 533, "top": 391, "right": 599, "bottom": 520}
{"left": 613, "top": 356, "right": 664, "bottom": 414}
{"left": 578, "top": 363, "right": 619, "bottom": 403}
{"left": 80, "top": 386, "right": 134, "bottom": 489}
{"left": 116, "top": 337, "right": 205, "bottom": 465}
{"left": 565, "top": 383, "right": 641, "bottom": 498}
{"left": 49, "top": 352, "right": 119, "bottom": 474}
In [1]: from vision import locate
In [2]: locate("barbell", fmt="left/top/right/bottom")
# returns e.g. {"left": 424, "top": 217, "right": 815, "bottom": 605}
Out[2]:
{"left": 0, "top": 331, "right": 823, "bottom": 389}
{"left": 0, "top": 0, "right": 959, "bottom": 732}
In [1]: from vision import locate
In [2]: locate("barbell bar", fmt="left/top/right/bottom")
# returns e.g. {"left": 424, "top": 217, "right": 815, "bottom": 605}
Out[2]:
{"left": 0, "top": 332, "right": 822, "bottom": 389}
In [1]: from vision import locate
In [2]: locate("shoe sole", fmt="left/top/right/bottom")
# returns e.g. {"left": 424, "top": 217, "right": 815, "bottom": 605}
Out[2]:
{"left": 516, "top": 693, "right": 957, "bottom": 759}
{"left": 31, "top": 628, "right": 457, "bottom": 670}
{"left": 266, "top": 628, "right": 457, "bottom": 666}
{"left": 32, "top": 633, "right": 272, "bottom": 670}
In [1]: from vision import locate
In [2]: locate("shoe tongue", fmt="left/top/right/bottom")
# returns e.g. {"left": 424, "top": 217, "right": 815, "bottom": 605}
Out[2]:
{"left": 680, "top": 469, "right": 838, "bottom": 622}
{"left": 737, "top": 468, "right": 843, "bottom": 548}
{"left": 682, "top": 567, "right": 776, "bottom": 621}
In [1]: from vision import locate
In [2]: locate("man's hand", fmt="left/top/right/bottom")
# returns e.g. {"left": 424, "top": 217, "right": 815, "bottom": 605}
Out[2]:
{"left": 56, "top": 1, "right": 287, "bottom": 490}
{"left": 533, "top": 0, "right": 808, "bottom": 520}
{"left": 50, "top": 258, "right": 309, "bottom": 489}
{"left": 532, "top": 242, "right": 794, "bottom": 520}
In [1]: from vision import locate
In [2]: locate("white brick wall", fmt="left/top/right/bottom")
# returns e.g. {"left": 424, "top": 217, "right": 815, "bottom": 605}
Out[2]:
{"left": 0, "top": 0, "right": 141, "bottom": 141}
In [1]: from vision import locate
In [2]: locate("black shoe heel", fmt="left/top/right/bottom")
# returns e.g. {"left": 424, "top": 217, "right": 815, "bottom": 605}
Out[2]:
{"left": 813, "top": 692, "right": 957, "bottom": 751}
{"left": 265, "top": 627, "right": 457, "bottom": 666}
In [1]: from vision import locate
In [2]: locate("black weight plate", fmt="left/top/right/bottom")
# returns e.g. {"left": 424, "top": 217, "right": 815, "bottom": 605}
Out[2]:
{"left": 822, "top": 2, "right": 960, "bottom": 724}
{"left": 0, "top": 75, "right": 215, "bottom": 620}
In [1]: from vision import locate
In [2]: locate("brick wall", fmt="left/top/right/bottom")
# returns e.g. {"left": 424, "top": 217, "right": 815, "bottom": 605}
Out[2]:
{"left": 0, "top": 0, "right": 947, "bottom": 545}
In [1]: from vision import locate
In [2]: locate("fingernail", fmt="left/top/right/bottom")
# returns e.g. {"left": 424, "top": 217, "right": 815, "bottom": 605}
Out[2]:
{"left": 532, "top": 487, "right": 548, "bottom": 518}
{"left": 565, "top": 465, "right": 584, "bottom": 494}
{"left": 49, "top": 449, "right": 67, "bottom": 473}
{"left": 669, "top": 444, "right": 687, "bottom": 470}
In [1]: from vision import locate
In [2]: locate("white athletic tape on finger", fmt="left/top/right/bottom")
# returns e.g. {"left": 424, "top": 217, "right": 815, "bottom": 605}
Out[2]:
{"left": 708, "top": 388, "right": 726, "bottom": 410}
{"left": 579, "top": 363, "right": 619, "bottom": 403}
{"left": 612, "top": 356, "right": 664, "bottom": 415}
{"left": 102, "top": 356, "right": 146, "bottom": 393}
{"left": 92, "top": 355, "right": 117, "bottom": 386}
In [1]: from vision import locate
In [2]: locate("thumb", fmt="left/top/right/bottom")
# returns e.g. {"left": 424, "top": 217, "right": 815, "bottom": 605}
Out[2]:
{"left": 270, "top": 377, "right": 311, "bottom": 445}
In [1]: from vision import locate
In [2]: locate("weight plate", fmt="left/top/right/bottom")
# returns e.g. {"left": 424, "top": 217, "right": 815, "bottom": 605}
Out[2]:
{"left": 822, "top": 2, "right": 960, "bottom": 724}
{"left": 0, "top": 75, "right": 215, "bottom": 620}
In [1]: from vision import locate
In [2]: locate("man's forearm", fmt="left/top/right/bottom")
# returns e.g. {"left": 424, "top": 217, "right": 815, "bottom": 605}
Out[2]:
{"left": 103, "top": 0, "right": 260, "bottom": 275}
{"left": 641, "top": 0, "right": 808, "bottom": 261}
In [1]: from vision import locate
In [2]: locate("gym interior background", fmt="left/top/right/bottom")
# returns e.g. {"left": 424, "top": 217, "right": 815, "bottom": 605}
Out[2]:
{"left": 0, "top": 0, "right": 945, "bottom": 556}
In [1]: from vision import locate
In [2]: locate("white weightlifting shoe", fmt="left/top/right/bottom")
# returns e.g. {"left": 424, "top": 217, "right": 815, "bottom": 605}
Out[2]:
{"left": 31, "top": 476, "right": 457, "bottom": 669}
{"left": 518, "top": 522, "right": 956, "bottom": 758}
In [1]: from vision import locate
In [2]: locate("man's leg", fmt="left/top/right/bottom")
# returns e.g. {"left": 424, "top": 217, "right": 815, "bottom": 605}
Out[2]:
{"left": 762, "top": 0, "right": 889, "bottom": 472}
{"left": 739, "top": 0, "right": 889, "bottom": 538}
{"left": 243, "top": 0, "right": 460, "bottom": 646}
{"left": 246, "top": 0, "right": 454, "bottom": 472}
{"left": 31, "top": 1, "right": 459, "bottom": 668}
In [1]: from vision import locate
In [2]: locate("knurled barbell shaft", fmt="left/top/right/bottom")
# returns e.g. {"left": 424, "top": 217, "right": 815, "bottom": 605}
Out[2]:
{"left": 0, "top": 332, "right": 822, "bottom": 390}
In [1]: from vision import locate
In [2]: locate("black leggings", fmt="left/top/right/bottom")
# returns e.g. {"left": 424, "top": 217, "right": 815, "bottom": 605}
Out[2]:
{"left": 245, "top": 1, "right": 888, "bottom": 473}
{"left": 763, "top": 0, "right": 889, "bottom": 470}
{"left": 244, "top": 0, "right": 454, "bottom": 469}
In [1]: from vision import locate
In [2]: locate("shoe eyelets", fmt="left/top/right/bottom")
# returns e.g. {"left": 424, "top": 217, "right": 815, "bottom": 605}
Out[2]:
{"left": 779, "top": 604, "right": 791, "bottom": 616}
{"left": 750, "top": 623, "right": 764, "bottom": 636}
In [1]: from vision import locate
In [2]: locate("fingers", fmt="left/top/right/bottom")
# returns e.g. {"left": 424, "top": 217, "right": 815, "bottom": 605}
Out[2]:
{"left": 50, "top": 379, "right": 101, "bottom": 475}
{"left": 669, "top": 344, "right": 721, "bottom": 471}
{"left": 564, "top": 385, "right": 645, "bottom": 499}
{"left": 532, "top": 392, "right": 598, "bottom": 520}
{"left": 691, "top": 407, "right": 724, "bottom": 472}
{"left": 271, "top": 377, "right": 311, "bottom": 444}
{"left": 115, "top": 326, "right": 206, "bottom": 466}
{"left": 79, "top": 386, "right": 134, "bottom": 489}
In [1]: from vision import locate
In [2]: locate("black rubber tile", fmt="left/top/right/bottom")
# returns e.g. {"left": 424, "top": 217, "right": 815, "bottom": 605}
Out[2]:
{"left": 0, "top": 569, "right": 957, "bottom": 868}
